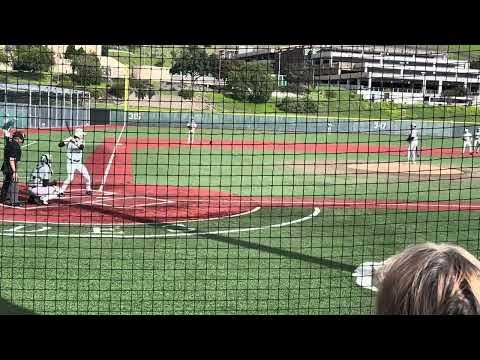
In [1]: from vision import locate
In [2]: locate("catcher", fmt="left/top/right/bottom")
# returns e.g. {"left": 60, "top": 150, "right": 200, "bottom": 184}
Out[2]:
{"left": 27, "top": 153, "right": 60, "bottom": 205}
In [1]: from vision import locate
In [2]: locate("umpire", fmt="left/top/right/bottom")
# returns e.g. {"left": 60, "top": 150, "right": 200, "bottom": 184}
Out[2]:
{"left": 1, "top": 131, "right": 25, "bottom": 206}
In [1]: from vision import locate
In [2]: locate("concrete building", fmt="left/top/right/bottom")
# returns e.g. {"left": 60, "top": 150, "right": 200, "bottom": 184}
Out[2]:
{"left": 98, "top": 56, "right": 128, "bottom": 80}
{"left": 311, "top": 45, "right": 480, "bottom": 104}
{"left": 130, "top": 65, "right": 171, "bottom": 81}
{"left": 235, "top": 45, "right": 480, "bottom": 105}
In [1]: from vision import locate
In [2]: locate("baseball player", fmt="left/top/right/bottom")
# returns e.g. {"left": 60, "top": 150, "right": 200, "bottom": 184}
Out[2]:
{"left": 327, "top": 121, "right": 333, "bottom": 133}
{"left": 186, "top": 119, "right": 198, "bottom": 144}
{"left": 474, "top": 128, "right": 480, "bottom": 154}
{"left": 57, "top": 128, "right": 92, "bottom": 197}
{"left": 463, "top": 128, "right": 474, "bottom": 155}
{"left": 1, "top": 131, "right": 24, "bottom": 206}
{"left": 406, "top": 123, "right": 420, "bottom": 163}
{"left": 27, "top": 153, "right": 60, "bottom": 205}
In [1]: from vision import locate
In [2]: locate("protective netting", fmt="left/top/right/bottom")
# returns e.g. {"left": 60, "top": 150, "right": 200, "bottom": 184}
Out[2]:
{"left": 1, "top": 44, "right": 480, "bottom": 314}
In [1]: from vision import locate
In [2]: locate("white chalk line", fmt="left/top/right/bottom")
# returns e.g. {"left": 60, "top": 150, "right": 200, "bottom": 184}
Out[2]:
{"left": 2, "top": 207, "right": 319, "bottom": 238}
{"left": 98, "top": 123, "right": 127, "bottom": 193}
{"left": 0, "top": 205, "right": 263, "bottom": 227}
{"left": 21, "top": 141, "right": 38, "bottom": 148}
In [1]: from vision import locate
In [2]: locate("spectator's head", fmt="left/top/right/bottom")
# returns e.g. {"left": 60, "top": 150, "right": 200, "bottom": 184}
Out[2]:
{"left": 375, "top": 243, "right": 480, "bottom": 315}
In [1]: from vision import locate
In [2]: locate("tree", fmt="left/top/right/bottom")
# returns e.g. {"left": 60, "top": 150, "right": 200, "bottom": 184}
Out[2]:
{"left": 147, "top": 87, "right": 156, "bottom": 100}
{"left": 71, "top": 52, "right": 102, "bottom": 86}
{"left": 12, "top": 45, "right": 54, "bottom": 72}
{"left": 0, "top": 49, "right": 9, "bottom": 64}
{"left": 470, "top": 57, "right": 480, "bottom": 69}
{"left": 154, "top": 58, "right": 164, "bottom": 67}
{"left": 208, "top": 53, "right": 242, "bottom": 80}
{"left": 284, "top": 64, "right": 313, "bottom": 94}
{"left": 64, "top": 45, "right": 76, "bottom": 60}
{"left": 108, "top": 79, "right": 134, "bottom": 99}
{"left": 226, "top": 61, "right": 277, "bottom": 103}
{"left": 130, "top": 79, "right": 151, "bottom": 100}
{"left": 442, "top": 87, "right": 467, "bottom": 97}
{"left": 170, "top": 45, "right": 210, "bottom": 88}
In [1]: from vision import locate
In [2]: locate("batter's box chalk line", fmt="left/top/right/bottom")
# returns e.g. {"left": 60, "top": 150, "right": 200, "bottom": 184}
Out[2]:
{"left": 2, "top": 207, "right": 321, "bottom": 238}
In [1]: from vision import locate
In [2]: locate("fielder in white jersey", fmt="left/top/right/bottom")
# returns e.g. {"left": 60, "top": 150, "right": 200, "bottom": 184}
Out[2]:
{"left": 407, "top": 124, "right": 420, "bottom": 163}
{"left": 474, "top": 128, "right": 480, "bottom": 153}
{"left": 186, "top": 120, "right": 198, "bottom": 144}
{"left": 27, "top": 153, "right": 60, "bottom": 205}
{"left": 58, "top": 128, "right": 92, "bottom": 196}
{"left": 463, "top": 128, "right": 474, "bottom": 155}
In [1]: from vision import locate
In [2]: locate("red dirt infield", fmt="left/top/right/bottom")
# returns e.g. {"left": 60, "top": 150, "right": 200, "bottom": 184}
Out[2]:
{"left": 1, "top": 134, "right": 478, "bottom": 225}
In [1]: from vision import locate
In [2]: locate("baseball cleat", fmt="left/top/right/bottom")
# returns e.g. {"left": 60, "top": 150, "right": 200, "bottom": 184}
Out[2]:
{"left": 86, "top": 190, "right": 93, "bottom": 195}
{"left": 57, "top": 192, "right": 65, "bottom": 198}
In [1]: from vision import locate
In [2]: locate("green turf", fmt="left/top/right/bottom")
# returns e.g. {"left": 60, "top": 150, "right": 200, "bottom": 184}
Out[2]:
{"left": 1, "top": 208, "right": 479, "bottom": 314}
{"left": 1, "top": 126, "right": 480, "bottom": 314}
{"left": 132, "top": 133, "right": 479, "bottom": 201}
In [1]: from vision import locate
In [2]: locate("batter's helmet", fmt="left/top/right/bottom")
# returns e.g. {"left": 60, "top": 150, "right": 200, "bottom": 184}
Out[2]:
{"left": 74, "top": 128, "right": 85, "bottom": 138}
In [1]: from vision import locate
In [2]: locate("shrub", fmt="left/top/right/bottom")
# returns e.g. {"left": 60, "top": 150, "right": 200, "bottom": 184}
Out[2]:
{"left": 88, "top": 86, "right": 107, "bottom": 100}
{"left": 277, "top": 96, "right": 319, "bottom": 114}
{"left": 178, "top": 89, "right": 194, "bottom": 99}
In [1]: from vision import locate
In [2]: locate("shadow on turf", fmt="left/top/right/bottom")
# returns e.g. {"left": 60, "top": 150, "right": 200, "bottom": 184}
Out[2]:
{"left": 0, "top": 297, "right": 35, "bottom": 315}
{"left": 69, "top": 202, "right": 356, "bottom": 273}
{"left": 197, "top": 232, "right": 356, "bottom": 273}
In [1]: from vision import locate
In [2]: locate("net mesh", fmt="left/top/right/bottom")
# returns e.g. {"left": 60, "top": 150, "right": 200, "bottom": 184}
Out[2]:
{"left": 0, "top": 44, "right": 479, "bottom": 314}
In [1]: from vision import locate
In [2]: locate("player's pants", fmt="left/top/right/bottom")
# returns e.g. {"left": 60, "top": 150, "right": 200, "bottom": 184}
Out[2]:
{"left": 474, "top": 139, "right": 480, "bottom": 153}
{"left": 463, "top": 140, "right": 473, "bottom": 154}
{"left": 1, "top": 171, "right": 18, "bottom": 204}
{"left": 187, "top": 130, "right": 195, "bottom": 144}
{"left": 60, "top": 161, "right": 92, "bottom": 193}
{"left": 407, "top": 140, "right": 419, "bottom": 162}
{"left": 28, "top": 185, "right": 59, "bottom": 203}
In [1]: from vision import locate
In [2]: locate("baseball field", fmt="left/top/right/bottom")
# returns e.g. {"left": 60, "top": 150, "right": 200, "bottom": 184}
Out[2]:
{"left": 1, "top": 124, "right": 480, "bottom": 314}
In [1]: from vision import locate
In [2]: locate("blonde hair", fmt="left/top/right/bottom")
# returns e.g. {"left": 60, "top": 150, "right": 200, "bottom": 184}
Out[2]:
{"left": 375, "top": 243, "right": 480, "bottom": 315}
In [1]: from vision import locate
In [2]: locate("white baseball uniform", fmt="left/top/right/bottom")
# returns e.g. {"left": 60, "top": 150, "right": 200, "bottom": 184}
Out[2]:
{"left": 474, "top": 130, "right": 480, "bottom": 153}
{"left": 463, "top": 130, "right": 473, "bottom": 154}
{"left": 27, "top": 163, "right": 59, "bottom": 203}
{"left": 59, "top": 138, "right": 92, "bottom": 193}
{"left": 407, "top": 128, "right": 419, "bottom": 163}
{"left": 187, "top": 121, "right": 198, "bottom": 144}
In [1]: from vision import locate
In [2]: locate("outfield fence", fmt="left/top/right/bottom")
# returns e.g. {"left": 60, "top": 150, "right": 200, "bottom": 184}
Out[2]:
{"left": 108, "top": 109, "right": 468, "bottom": 137}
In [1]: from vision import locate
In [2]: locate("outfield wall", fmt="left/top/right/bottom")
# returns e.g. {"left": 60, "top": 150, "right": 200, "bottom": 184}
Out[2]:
{"left": 1, "top": 105, "right": 471, "bottom": 138}
{"left": 109, "top": 110, "right": 469, "bottom": 138}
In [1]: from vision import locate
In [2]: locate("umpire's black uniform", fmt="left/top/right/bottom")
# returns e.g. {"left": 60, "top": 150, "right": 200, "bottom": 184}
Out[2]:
{"left": 1, "top": 135, "right": 22, "bottom": 205}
